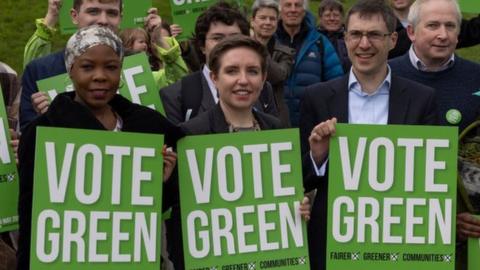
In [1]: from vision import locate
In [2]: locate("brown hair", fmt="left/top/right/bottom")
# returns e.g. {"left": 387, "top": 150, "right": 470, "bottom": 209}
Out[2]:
{"left": 73, "top": 0, "right": 123, "bottom": 13}
{"left": 208, "top": 35, "right": 268, "bottom": 75}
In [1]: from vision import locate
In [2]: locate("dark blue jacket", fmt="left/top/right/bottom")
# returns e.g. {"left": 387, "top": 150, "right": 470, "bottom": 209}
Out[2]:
{"left": 275, "top": 12, "right": 343, "bottom": 126}
{"left": 20, "top": 51, "right": 66, "bottom": 131}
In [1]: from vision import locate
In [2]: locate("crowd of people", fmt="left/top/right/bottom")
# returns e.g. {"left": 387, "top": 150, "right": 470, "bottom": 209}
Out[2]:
{"left": 0, "top": 0, "right": 480, "bottom": 269}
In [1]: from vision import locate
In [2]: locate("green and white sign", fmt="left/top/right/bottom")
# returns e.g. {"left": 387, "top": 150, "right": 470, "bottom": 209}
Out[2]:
{"left": 177, "top": 129, "right": 310, "bottom": 269}
{"left": 327, "top": 124, "right": 458, "bottom": 270}
{"left": 30, "top": 127, "right": 164, "bottom": 269}
{"left": 36, "top": 52, "right": 165, "bottom": 115}
{"left": 0, "top": 85, "right": 19, "bottom": 233}
{"left": 170, "top": 0, "right": 214, "bottom": 41}
{"left": 59, "top": 0, "right": 152, "bottom": 34}
{"left": 459, "top": 0, "right": 480, "bottom": 13}
{"left": 468, "top": 215, "right": 480, "bottom": 270}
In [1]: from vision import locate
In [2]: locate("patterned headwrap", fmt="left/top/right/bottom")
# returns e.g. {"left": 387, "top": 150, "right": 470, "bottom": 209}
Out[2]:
{"left": 65, "top": 25, "right": 124, "bottom": 73}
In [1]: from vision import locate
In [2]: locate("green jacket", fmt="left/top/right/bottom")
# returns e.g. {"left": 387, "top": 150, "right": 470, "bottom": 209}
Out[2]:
{"left": 23, "top": 19, "right": 188, "bottom": 89}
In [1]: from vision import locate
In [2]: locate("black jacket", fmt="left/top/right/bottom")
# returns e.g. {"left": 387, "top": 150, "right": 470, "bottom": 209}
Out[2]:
{"left": 17, "top": 92, "right": 183, "bottom": 270}
{"left": 181, "top": 103, "right": 283, "bottom": 135}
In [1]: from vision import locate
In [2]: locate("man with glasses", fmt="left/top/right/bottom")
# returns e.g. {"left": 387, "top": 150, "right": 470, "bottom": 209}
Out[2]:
{"left": 160, "top": 2, "right": 277, "bottom": 125}
{"left": 299, "top": 1, "right": 437, "bottom": 269}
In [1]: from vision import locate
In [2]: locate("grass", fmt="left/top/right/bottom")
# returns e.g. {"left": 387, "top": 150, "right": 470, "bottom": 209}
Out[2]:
{"left": 0, "top": 0, "right": 478, "bottom": 75}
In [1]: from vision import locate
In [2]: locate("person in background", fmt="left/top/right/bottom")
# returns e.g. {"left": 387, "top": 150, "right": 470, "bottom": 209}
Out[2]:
{"left": 275, "top": 0, "right": 343, "bottom": 127}
{"left": 251, "top": 0, "right": 295, "bottom": 126}
{"left": 317, "top": 0, "right": 350, "bottom": 72}
{"left": 120, "top": 27, "right": 189, "bottom": 88}
{"left": 388, "top": 0, "right": 415, "bottom": 58}
{"left": 17, "top": 25, "right": 183, "bottom": 270}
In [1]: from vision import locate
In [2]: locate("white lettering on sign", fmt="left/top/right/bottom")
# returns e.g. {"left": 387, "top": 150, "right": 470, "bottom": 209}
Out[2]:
{"left": 186, "top": 202, "right": 302, "bottom": 258}
{"left": 331, "top": 196, "right": 452, "bottom": 244}
{"left": 36, "top": 210, "right": 157, "bottom": 263}
{"left": 44, "top": 142, "right": 156, "bottom": 205}
{"left": 185, "top": 143, "right": 294, "bottom": 204}
{"left": 123, "top": 66, "right": 154, "bottom": 109}
{"left": 338, "top": 137, "right": 449, "bottom": 192}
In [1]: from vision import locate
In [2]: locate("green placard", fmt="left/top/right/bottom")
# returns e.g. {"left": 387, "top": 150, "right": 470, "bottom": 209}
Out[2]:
{"left": 30, "top": 127, "right": 164, "bottom": 269}
{"left": 170, "top": 0, "right": 214, "bottom": 41}
{"left": 59, "top": 0, "right": 152, "bottom": 34}
{"left": 36, "top": 52, "right": 165, "bottom": 115}
{"left": 177, "top": 129, "right": 310, "bottom": 270}
{"left": 326, "top": 124, "right": 458, "bottom": 270}
{"left": 0, "top": 85, "right": 19, "bottom": 233}
{"left": 468, "top": 215, "right": 480, "bottom": 270}
{"left": 459, "top": 0, "right": 480, "bottom": 13}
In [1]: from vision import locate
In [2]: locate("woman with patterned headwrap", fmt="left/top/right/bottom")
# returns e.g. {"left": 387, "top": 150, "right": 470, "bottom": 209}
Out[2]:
{"left": 16, "top": 25, "right": 183, "bottom": 270}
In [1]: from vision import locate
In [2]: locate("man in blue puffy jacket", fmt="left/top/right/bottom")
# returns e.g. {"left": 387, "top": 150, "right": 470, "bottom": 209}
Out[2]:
{"left": 275, "top": 0, "right": 344, "bottom": 126}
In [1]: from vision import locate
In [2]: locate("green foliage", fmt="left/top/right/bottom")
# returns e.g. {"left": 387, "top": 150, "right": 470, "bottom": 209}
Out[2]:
{"left": 0, "top": 0, "right": 478, "bottom": 75}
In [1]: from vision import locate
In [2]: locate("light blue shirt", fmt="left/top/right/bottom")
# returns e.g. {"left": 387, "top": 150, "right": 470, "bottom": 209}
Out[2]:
{"left": 347, "top": 67, "right": 391, "bottom": 124}
{"left": 311, "top": 67, "right": 392, "bottom": 175}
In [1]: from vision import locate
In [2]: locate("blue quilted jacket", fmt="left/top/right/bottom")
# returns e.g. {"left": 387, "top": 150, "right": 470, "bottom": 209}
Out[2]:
{"left": 275, "top": 12, "right": 344, "bottom": 126}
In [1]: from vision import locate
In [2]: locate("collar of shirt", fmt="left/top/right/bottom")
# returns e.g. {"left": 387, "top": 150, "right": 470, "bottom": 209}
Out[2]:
{"left": 348, "top": 66, "right": 392, "bottom": 96}
{"left": 347, "top": 66, "right": 391, "bottom": 124}
{"left": 202, "top": 65, "right": 219, "bottom": 104}
{"left": 408, "top": 46, "right": 455, "bottom": 72}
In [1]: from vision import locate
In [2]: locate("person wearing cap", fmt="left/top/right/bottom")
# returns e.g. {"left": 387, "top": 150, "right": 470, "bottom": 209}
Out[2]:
{"left": 17, "top": 25, "right": 183, "bottom": 270}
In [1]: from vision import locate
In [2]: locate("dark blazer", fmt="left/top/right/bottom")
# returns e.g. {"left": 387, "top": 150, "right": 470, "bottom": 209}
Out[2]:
{"left": 298, "top": 74, "right": 438, "bottom": 270}
{"left": 160, "top": 70, "right": 278, "bottom": 125}
{"left": 181, "top": 103, "right": 283, "bottom": 135}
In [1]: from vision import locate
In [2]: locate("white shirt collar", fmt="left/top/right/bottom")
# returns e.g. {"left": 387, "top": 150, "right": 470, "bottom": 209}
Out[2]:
{"left": 202, "top": 65, "right": 219, "bottom": 104}
{"left": 408, "top": 46, "right": 455, "bottom": 72}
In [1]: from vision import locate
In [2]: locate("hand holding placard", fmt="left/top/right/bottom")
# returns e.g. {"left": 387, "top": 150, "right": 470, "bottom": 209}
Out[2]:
{"left": 309, "top": 117, "right": 337, "bottom": 164}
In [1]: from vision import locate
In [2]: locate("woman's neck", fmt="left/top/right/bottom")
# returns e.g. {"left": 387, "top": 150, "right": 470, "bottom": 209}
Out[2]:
{"left": 74, "top": 95, "right": 117, "bottom": 130}
{"left": 220, "top": 101, "right": 254, "bottom": 127}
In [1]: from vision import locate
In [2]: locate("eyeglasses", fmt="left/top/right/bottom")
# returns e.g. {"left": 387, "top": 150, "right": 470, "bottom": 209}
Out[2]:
{"left": 346, "top": 30, "right": 392, "bottom": 43}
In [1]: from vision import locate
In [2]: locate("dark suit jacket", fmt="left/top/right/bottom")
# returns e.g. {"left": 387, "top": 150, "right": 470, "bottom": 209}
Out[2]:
{"left": 181, "top": 103, "right": 283, "bottom": 135}
{"left": 298, "top": 74, "right": 438, "bottom": 270}
{"left": 160, "top": 70, "right": 278, "bottom": 125}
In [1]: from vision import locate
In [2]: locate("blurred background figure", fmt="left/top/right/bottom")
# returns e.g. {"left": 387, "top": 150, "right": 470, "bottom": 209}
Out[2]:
{"left": 251, "top": 0, "right": 295, "bottom": 126}
{"left": 317, "top": 0, "right": 350, "bottom": 71}
{"left": 275, "top": 0, "right": 343, "bottom": 127}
